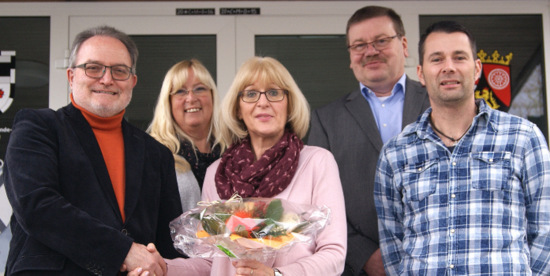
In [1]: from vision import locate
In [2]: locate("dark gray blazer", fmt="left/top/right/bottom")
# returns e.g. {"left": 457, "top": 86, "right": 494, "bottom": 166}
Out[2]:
{"left": 4, "top": 104, "right": 183, "bottom": 276}
{"left": 308, "top": 77, "right": 430, "bottom": 276}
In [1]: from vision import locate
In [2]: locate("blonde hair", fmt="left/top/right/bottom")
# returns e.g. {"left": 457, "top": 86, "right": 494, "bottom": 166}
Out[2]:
{"left": 220, "top": 56, "right": 310, "bottom": 146}
{"left": 147, "top": 59, "right": 226, "bottom": 171}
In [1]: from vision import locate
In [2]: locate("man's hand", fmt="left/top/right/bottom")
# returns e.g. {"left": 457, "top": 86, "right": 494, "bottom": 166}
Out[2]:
{"left": 363, "top": 248, "right": 386, "bottom": 276}
{"left": 122, "top": 243, "right": 166, "bottom": 276}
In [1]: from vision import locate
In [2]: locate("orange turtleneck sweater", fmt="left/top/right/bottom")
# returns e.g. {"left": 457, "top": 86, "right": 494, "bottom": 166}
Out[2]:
{"left": 71, "top": 94, "right": 126, "bottom": 221}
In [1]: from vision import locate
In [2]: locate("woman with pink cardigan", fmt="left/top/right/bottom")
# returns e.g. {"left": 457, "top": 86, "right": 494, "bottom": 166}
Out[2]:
{"left": 132, "top": 56, "right": 346, "bottom": 276}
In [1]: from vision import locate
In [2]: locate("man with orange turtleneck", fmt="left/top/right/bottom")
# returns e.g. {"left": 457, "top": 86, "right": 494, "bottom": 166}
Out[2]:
{"left": 3, "top": 26, "right": 183, "bottom": 276}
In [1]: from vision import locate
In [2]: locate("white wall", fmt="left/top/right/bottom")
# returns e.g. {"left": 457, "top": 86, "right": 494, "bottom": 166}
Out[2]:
{"left": 0, "top": 1, "right": 548, "bottom": 109}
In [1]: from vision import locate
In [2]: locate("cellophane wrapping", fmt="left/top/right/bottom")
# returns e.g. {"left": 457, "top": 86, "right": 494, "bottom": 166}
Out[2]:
{"left": 170, "top": 196, "right": 331, "bottom": 262}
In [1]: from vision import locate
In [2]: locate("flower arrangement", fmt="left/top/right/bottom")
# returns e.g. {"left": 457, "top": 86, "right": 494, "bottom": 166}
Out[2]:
{"left": 170, "top": 195, "right": 330, "bottom": 262}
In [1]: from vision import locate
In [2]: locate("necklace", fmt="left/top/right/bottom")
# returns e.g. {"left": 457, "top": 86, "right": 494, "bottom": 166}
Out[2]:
{"left": 430, "top": 118, "right": 471, "bottom": 145}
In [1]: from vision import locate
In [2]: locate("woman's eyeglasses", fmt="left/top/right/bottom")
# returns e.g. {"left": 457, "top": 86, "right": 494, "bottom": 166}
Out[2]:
{"left": 239, "top": 89, "right": 288, "bottom": 103}
{"left": 170, "top": 86, "right": 211, "bottom": 98}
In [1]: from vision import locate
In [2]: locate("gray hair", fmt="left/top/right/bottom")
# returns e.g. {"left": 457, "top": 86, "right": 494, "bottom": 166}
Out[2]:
{"left": 68, "top": 25, "right": 138, "bottom": 70}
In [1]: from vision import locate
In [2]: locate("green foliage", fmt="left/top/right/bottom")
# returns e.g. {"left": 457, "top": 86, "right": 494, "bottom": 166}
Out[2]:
{"left": 292, "top": 221, "right": 311, "bottom": 233}
{"left": 265, "top": 199, "right": 283, "bottom": 221}
{"left": 202, "top": 215, "right": 226, "bottom": 235}
{"left": 234, "top": 224, "right": 250, "bottom": 238}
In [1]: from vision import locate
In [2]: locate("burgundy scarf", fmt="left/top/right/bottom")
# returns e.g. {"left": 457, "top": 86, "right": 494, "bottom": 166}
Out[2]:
{"left": 215, "top": 130, "right": 304, "bottom": 199}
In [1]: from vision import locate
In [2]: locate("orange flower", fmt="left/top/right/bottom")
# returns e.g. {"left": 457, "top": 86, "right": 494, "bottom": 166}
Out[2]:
{"left": 233, "top": 210, "right": 252, "bottom": 218}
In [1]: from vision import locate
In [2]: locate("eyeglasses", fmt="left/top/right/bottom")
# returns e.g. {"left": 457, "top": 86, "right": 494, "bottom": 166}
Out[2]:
{"left": 347, "top": 35, "right": 399, "bottom": 54}
{"left": 239, "top": 89, "right": 288, "bottom": 103}
{"left": 170, "top": 86, "right": 211, "bottom": 98}
{"left": 74, "top": 63, "right": 134, "bottom": 81}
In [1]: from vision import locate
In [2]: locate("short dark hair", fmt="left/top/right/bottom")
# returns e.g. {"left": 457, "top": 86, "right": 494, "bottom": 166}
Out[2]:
{"left": 68, "top": 25, "right": 139, "bottom": 71}
{"left": 346, "top": 6, "right": 405, "bottom": 46}
{"left": 418, "top": 21, "right": 477, "bottom": 65}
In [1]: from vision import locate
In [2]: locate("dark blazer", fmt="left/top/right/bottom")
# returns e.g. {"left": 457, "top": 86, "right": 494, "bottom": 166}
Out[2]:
{"left": 4, "top": 104, "right": 183, "bottom": 276}
{"left": 308, "top": 77, "right": 430, "bottom": 276}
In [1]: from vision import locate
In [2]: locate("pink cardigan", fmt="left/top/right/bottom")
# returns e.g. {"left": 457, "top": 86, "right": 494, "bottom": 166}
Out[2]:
{"left": 166, "top": 145, "right": 347, "bottom": 276}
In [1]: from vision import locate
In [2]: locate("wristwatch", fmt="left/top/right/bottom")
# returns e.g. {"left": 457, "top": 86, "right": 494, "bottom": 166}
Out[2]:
{"left": 273, "top": 268, "right": 283, "bottom": 276}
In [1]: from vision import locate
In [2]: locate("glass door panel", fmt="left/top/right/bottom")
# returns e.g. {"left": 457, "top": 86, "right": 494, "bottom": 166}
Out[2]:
{"left": 129, "top": 35, "right": 216, "bottom": 130}
{"left": 255, "top": 35, "right": 357, "bottom": 112}
{"left": 236, "top": 16, "right": 357, "bottom": 139}
{"left": 0, "top": 16, "right": 50, "bottom": 272}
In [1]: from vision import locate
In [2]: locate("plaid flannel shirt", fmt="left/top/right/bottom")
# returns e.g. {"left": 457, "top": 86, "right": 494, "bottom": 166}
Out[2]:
{"left": 375, "top": 100, "right": 550, "bottom": 275}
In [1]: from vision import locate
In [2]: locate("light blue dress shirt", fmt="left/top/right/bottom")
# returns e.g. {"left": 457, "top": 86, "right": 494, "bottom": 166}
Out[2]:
{"left": 360, "top": 74, "right": 406, "bottom": 144}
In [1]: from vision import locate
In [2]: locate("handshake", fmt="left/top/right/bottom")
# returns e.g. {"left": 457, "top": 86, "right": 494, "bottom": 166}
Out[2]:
{"left": 121, "top": 243, "right": 167, "bottom": 276}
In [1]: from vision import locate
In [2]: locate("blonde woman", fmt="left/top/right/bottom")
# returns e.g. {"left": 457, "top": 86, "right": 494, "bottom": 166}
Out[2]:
{"left": 152, "top": 56, "right": 347, "bottom": 276}
{"left": 148, "top": 59, "right": 226, "bottom": 212}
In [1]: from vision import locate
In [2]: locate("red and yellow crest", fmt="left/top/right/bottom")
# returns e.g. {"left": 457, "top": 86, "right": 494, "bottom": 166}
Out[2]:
{"left": 475, "top": 50, "right": 513, "bottom": 110}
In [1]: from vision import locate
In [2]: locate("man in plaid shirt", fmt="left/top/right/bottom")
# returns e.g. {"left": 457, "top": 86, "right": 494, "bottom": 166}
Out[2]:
{"left": 374, "top": 21, "right": 550, "bottom": 275}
